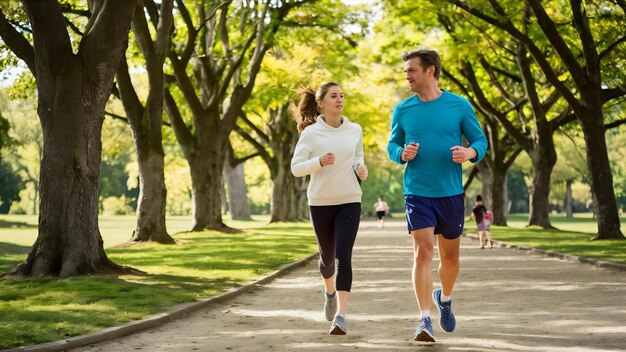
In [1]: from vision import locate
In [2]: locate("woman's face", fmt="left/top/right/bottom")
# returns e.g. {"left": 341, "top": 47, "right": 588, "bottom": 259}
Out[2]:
{"left": 318, "top": 85, "right": 344, "bottom": 115}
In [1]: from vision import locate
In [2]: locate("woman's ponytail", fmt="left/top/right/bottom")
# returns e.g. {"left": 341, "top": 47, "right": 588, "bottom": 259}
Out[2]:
{"left": 289, "top": 86, "right": 318, "bottom": 132}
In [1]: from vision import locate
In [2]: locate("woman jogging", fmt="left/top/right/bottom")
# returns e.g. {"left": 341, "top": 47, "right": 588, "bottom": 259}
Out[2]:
{"left": 290, "top": 82, "right": 368, "bottom": 335}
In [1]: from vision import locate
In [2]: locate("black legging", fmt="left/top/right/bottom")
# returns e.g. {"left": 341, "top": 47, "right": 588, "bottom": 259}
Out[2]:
{"left": 309, "top": 202, "right": 361, "bottom": 292}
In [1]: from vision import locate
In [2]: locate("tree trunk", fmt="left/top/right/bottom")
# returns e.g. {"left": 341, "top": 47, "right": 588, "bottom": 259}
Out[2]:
{"left": 476, "top": 158, "right": 509, "bottom": 226}
{"left": 117, "top": 0, "right": 174, "bottom": 244}
{"left": 528, "top": 147, "right": 556, "bottom": 229}
{"left": 268, "top": 105, "right": 299, "bottom": 222}
{"left": 476, "top": 162, "right": 493, "bottom": 208}
{"left": 579, "top": 103, "right": 624, "bottom": 239}
{"left": 271, "top": 166, "right": 294, "bottom": 222}
{"left": 6, "top": 0, "right": 137, "bottom": 278}
{"left": 223, "top": 161, "right": 252, "bottom": 221}
{"left": 188, "top": 147, "right": 227, "bottom": 231}
{"left": 11, "top": 68, "right": 117, "bottom": 277}
{"left": 116, "top": 57, "right": 173, "bottom": 243}
{"left": 491, "top": 166, "right": 509, "bottom": 226}
{"left": 564, "top": 179, "right": 573, "bottom": 218}
{"left": 293, "top": 176, "right": 309, "bottom": 221}
{"left": 221, "top": 176, "right": 228, "bottom": 215}
{"left": 132, "top": 151, "right": 173, "bottom": 243}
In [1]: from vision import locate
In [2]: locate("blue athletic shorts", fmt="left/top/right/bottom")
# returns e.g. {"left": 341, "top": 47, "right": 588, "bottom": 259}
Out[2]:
{"left": 404, "top": 194, "right": 465, "bottom": 239}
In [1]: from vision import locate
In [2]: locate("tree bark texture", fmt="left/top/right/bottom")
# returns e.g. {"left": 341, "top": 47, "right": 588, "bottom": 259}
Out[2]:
{"left": 133, "top": 151, "right": 172, "bottom": 243}
{"left": 271, "top": 166, "right": 294, "bottom": 222}
{"left": 565, "top": 179, "right": 573, "bottom": 218}
{"left": 116, "top": 0, "right": 174, "bottom": 244}
{"left": 187, "top": 139, "right": 228, "bottom": 231}
{"left": 7, "top": 0, "right": 137, "bottom": 277}
{"left": 579, "top": 101, "right": 624, "bottom": 239}
{"left": 527, "top": 147, "right": 556, "bottom": 229}
{"left": 488, "top": 163, "right": 510, "bottom": 227}
{"left": 268, "top": 106, "right": 299, "bottom": 222}
{"left": 223, "top": 160, "right": 252, "bottom": 221}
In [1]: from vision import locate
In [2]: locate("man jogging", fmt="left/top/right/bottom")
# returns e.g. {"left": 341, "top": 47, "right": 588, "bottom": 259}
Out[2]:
{"left": 387, "top": 49, "right": 488, "bottom": 342}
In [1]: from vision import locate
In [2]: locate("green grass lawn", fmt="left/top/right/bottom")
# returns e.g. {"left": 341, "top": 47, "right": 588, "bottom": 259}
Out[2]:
{"left": 0, "top": 215, "right": 316, "bottom": 350}
{"left": 464, "top": 213, "right": 626, "bottom": 265}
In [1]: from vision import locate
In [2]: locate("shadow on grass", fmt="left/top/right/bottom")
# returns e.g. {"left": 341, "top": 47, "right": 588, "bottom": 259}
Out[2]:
{"left": 0, "top": 242, "right": 31, "bottom": 256}
{"left": 0, "top": 274, "right": 209, "bottom": 348}
{"left": 108, "top": 229, "right": 315, "bottom": 274}
{"left": 0, "top": 242, "right": 30, "bottom": 274}
{"left": 0, "top": 219, "right": 37, "bottom": 229}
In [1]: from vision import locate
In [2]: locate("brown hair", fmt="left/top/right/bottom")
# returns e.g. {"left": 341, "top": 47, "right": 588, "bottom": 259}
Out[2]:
{"left": 402, "top": 49, "right": 442, "bottom": 80}
{"left": 289, "top": 82, "right": 340, "bottom": 132}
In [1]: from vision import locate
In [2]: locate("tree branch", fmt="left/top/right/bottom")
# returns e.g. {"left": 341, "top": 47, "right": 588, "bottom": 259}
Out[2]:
{"left": 599, "top": 34, "right": 626, "bottom": 62}
{"left": 233, "top": 124, "right": 271, "bottom": 166}
{"left": 164, "top": 88, "right": 196, "bottom": 157}
{"left": 80, "top": 0, "right": 137, "bottom": 68}
{"left": 448, "top": 0, "right": 581, "bottom": 112}
{"left": 605, "top": 118, "right": 626, "bottom": 130}
{"left": 0, "top": 8, "right": 36, "bottom": 74}
{"left": 601, "top": 87, "right": 626, "bottom": 103}
{"left": 239, "top": 111, "right": 270, "bottom": 145}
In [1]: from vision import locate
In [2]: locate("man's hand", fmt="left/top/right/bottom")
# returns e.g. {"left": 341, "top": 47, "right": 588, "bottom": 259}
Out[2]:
{"left": 356, "top": 163, "right": 368, "bottom": 181}
{"left": 402, "top": 142, "right": 419, "bottom": 162}
{"left": 319, "top": 152, "right": 335, "bottom": 166}
{"left": 450, "top": 146, "right": 477, "bottom": 163}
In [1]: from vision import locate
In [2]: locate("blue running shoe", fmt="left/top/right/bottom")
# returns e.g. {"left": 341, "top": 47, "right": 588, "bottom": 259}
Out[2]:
{"left": 413, "top": 317, "right": 435, "bottom": 342}
{"left": 432, "top": 288, "right": 456, "bottom": 333}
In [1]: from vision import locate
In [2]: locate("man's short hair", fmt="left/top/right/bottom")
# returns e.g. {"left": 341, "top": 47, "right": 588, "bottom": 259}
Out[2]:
{"left": 402, "top": 49, "right": 442, "bottom": 80}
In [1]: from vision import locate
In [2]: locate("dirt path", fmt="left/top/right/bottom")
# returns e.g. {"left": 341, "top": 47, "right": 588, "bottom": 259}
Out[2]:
{"left": 73, "top": 220, "right": 626, "bottom": 352}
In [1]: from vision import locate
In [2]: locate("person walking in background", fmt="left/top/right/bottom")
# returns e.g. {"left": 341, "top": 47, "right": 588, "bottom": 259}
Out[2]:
{"left": 472, "top": 195, "right": 493, "bottom": 249}
{"left": 290, "top": 82, "right": 368, "bottom": 335}
{"left": 387, "top": 49, "right": 488, "bottom": 342}
{"left": 373, "top": 196, "right": 390, "bottom": 228}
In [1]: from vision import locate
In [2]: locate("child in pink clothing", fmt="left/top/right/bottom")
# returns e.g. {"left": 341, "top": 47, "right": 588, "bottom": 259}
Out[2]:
{"left": 471, "top": 195, "right": 493, "bottom": 249}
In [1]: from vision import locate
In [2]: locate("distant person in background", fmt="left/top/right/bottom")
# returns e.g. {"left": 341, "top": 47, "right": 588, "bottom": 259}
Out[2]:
{"left": 290, "top": 82, "right": 368, "bottom": 336}
{"left": 373, "top": 196, "right": 390, "bottom": 228}
{"left": 472, "top": 195, "right": 493, "bottom": 249}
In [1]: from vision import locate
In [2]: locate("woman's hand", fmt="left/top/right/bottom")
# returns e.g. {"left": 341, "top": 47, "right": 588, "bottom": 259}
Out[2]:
{"left": 319, "top": 152, "right": 335, "bottom": 166}
{"left": 357, "top": 163, "right": 368, "bottom": 181}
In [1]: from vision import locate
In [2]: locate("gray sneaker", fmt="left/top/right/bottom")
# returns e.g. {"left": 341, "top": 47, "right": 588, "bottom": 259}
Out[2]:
{"left": 329, "top": 314, "right": 347, "bottom": 335}
{"left": 324, "top": 293, "right": 337, "bottom": 321}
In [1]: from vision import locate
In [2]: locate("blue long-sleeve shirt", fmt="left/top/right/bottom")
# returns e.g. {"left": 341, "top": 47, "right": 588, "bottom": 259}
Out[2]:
{"left": 387, "top": 90, "right": 488, "bottom": 197}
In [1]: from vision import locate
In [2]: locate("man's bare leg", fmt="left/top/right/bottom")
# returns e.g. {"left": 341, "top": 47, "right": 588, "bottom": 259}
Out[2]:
{"left": 437, "top": 236, "right": 461, "bottom": 297}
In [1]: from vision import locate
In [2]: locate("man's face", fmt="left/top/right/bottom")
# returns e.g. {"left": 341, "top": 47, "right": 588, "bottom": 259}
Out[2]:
{"left": 404, "top": 57, "right": 433, "bottom": 93}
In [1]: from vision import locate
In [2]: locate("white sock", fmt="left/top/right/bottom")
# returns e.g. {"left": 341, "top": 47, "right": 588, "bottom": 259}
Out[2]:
{"left": 420, "top": 310, "right": 431, "bottom": 319}
{"left": 441, "top": 292, "right": 451, "bottom": 302}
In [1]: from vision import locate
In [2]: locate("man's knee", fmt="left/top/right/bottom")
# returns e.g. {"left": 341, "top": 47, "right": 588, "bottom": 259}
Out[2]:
{"left": 440, "top": 254, "right": 459, "bottom": 268}
{"left": 414, "top": 243, "right": 435, "bottom": 263}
